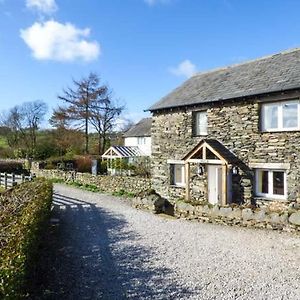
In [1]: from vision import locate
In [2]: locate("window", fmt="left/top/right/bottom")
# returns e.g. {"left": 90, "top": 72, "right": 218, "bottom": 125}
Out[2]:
{"left": 193, "top": 111, "right": 208, "bottom": 135}
{"left": 170, "top": 164, "right": 185, "bottom": 186}
{"left": 255, "top": 169, "right": 286, "bottom": 199}
{"left": 261, "top": 100, "right": 300, "bottom": 131}
{"left": 137, "top": 137, "right": 146, "bottom": 145}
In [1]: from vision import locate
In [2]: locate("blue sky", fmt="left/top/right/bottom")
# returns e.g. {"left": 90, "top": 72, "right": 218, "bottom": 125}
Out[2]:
{"left": 1, "top": 0, "right": 300, "bottom": 125}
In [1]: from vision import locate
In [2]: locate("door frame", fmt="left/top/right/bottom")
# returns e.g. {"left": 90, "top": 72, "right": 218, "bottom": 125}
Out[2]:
{"left": 207, "top": 164, "right": 223, "bottom": 205}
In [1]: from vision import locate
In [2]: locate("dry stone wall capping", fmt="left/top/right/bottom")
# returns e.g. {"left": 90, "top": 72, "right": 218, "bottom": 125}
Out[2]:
{"left": 174, "top": 201, "right": 300, "bottom": 233}
{"left": 33, "top": 169, "right": 299, "bottom": 232}
{"left": 151, "top": 96, "right": 300, "bottom": 204}
{"left": 34, "top": 169, "right": 151, "bottom": 195}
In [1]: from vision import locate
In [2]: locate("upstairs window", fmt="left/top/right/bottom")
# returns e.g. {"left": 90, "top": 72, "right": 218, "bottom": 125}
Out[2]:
{"left": 255, "top": 169, "right": 286, "bottom": 200}
{"left": 261, "top": 100, "right": 299, "bottom": 131}
{"left": 137, "top": 137, "right": 146, "bottom": 145}
{"left": 193, "top": 111, "right": 208, "bottom": 136}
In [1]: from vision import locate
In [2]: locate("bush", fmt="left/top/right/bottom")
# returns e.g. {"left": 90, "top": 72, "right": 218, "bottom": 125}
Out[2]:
{"left": 98, "top": 160, "right": 107, "bottom": 174}
{"left": 0, "top": 179, "right": 53, "bottom": 299}
{"left": 74, "top": 155, "right": 92, "bottom": 173}
{"left": 0, "top": 160, "right": 29, "bottom": 175}
{"left": 44, "top": 157, "right": 75, "bottom": 171}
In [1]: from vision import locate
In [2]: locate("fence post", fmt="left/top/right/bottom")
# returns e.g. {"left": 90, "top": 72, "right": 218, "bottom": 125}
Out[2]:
{"left": 4, "top": 172, "right": 7, "bottom": 190}
{"left": 21, "top": 174, "right": 25, "bottom": 183}
{"left": 12, "top": 173, "right": 15, "bottom": 187}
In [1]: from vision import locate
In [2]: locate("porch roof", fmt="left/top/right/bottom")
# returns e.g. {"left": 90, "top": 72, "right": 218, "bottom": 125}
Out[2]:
{"left": 102, "top": 146, "right": 144, "bottom": 158}
{"left": 182, "top": 139, "right": 239, "bottom": 165}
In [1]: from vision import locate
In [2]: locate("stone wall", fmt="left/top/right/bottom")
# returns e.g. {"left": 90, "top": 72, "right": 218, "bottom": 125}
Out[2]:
{"left": 34, "top": 169, "right": 151, "bottom": 194}
{"left": 174, "top": 201, "right": 300, "bottom": 233}
{"left": 151, "top": 92, "right": 300, "bottom": 204}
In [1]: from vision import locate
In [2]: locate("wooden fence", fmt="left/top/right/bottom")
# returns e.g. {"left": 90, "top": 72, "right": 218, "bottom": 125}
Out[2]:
{"left": 0, "top": 173, "right": 31, "bottom": 189}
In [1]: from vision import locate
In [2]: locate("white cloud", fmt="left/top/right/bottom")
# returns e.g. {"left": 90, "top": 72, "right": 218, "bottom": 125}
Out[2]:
{"left": 169, "top": 59, "right": 197, "bottom": 78}
{"left": 26, "top": 0, "right": 57, "bottom": 14}
{"left": 144, "top": 0, "right": 170, "bottom": 6}
{"left": 20, "top": 20, "right": 100, "bottom": 62}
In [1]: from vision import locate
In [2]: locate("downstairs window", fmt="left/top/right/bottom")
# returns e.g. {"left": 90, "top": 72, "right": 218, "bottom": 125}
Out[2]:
{"left": 255, "top": 169, "right": 287, "bottom": 200}
{"left": 170, "top": 164, "right": 185, "bottom": 187}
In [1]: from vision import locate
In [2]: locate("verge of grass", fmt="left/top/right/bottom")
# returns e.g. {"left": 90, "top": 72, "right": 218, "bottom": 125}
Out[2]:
{"left": 51, "top": 178, "right": 136, "bottom": 198}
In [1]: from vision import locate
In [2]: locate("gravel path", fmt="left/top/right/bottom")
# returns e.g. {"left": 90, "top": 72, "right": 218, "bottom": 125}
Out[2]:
{"left": 34, "top": 184, "right": 300, "bottom": 299}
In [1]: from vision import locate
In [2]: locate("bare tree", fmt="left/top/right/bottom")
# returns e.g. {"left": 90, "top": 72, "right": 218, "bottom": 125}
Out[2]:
{"left": 49, "top": 106, "right": 70, "bottom": 129}
{"left": 0, "top": 100, "right": 47, "bottom": 157}
{"left": 54, "top": 72, "right": 108, "bottom": 154}
{"left": 0, "top": 106, "right": 24, "bottom": 148}
{"left": 21, "top": 100, "right": 48, "bottom": 151}
{"left": 89, "top": 97, "right": 124, "bottom": 155}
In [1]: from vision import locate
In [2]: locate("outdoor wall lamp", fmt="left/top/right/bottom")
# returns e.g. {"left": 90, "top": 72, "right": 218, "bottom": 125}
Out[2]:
{"left": 232, "top": 166, "right": 239, "bottom": 175}
{"left": 197, "top": 165, "right": 204, "bottom": 176}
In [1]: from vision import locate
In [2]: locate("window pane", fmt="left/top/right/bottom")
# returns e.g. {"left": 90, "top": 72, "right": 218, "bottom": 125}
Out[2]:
{"left": 263, "top": 105, "right": 278, "bottom": 130}
{"left": 137, "top": 137, "right": 145, "bottom": 145}
{"left": 257, "top": 170, "right": 268, "bottom": 194}
{"left": 195, "top": 111, "right": 207, "bottom": 135}
{"left": 273, "top": 171, "right": 284, "bottom": 195}
{"left": 283, "top": 103, "right": 298, "bottom": 128}
{"left": 174, "top": 165, "right": 183, "bottom": 184}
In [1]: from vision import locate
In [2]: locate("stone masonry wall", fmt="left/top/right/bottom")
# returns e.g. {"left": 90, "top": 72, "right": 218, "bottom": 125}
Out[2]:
{"left": 151, "top": 94, "right": 300, "bottom": 204}
{"left": 174, "top": 201, "right": 300, "bottom": 233}
{"left": 34, "top": 169, "right": 151, "bottom": 194}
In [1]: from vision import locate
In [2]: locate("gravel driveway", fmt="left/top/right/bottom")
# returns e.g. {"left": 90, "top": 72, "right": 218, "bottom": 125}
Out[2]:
{"left": 32, "top": 184, "right": 300, "bottom": 299}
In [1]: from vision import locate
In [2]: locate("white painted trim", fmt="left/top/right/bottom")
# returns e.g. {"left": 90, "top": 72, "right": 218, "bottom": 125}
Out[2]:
{"left": 170, "top": 183, "right": 186, "bottom": 188}
{"left": 255, "top": 169, "right": 287, "bottom": 200}
{"left": 169, "top": 163, "right": 186, "bottom": 187}
{"left": 188, "top": 159, "right": 224, "bottom": 165}
{"left": 249, "top": 162, "right": 290, "bottom": 170}
{"left": 194, "top": 111, "right": 208, "bottom": 136}
{"left": 167, "top": 159, "right": 185, "bottom": 164}
{"left": 261, "top": 100, "right": 300, "bottom": 131}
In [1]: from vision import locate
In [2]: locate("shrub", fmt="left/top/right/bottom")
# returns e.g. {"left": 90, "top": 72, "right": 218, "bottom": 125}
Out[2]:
{"left": 44, "top": 157, "right": 75, "bottom": 171}
{"left": 74, "top": 155, "right": 92, "bottom": 173}
{"left": 0, "top": 179, "right": 53, "bottom": 299}
{"left": 0, "top": 160, "right": 28, "bottom": 175}
{"left": 132, "top": 157, "right": 151, "bottom": 178}
{"left": 98, "top": 160, "right": 107, "bottom": 174}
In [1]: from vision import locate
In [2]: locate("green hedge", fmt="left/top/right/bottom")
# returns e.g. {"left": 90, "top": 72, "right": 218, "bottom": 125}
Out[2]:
{"left": 0, "top": 179, "right": 53, "bottom": 299}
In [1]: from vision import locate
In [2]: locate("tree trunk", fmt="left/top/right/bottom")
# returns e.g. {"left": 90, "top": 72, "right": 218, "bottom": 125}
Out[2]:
{"left": 85, "top": 105, "right": 89, "bottom": 154}
{"left": 101, "top": 134, "right": 106, "bottom": 155}
{"left": 98, "top": 134, "right": 102, "bottom": 155}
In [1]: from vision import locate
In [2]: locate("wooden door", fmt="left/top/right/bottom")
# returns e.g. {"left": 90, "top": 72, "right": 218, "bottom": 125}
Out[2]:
{"left": 208, "top": 165, "right": 223, "bottom": 205}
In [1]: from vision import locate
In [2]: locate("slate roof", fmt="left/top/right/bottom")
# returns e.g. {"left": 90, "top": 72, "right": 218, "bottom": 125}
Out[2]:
{"left": 182, "top": 139, "right": 239, "bottom": 165}
{"left": 124, "top": 118, "right": 152, "bottom": 137}
{"left": 149, "top": 48, "right": 300, "bottom": 111}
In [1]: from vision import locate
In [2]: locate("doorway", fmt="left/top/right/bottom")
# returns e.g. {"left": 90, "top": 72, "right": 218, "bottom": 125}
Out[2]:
{"left": 207, "top": 165, "right": 223, "bottom": 205}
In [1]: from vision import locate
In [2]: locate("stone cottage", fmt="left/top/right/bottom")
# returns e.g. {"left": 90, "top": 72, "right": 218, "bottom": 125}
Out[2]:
{"left": 148, "top": 48, "right": 300, "bottom": 206}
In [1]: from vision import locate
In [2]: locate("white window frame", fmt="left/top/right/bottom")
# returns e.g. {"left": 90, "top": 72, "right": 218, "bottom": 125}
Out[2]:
{"left": 261, "top": 100, "right": 300, "bottom": 132}
{"left": 194, "top": 111, "right": 208, "bottom": 136}
{"left": 137, "top": 137, "right": 146, "bottom": 145}
{"left": 170, "top": 163, "right": 185, "bottom": 187}
{"left": 255, "top": 169, "right": 287, "bottom": 200}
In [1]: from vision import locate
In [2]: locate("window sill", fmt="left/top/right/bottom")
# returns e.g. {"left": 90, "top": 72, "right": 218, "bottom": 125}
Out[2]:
{"left": 170, "top": 184, "right": 185, "bottom": 188}
{"left": 261, "top": 129, "right": 300, "bottom": 133}
{"left": 254, "top": 195, "right": 287, "bottom": 202}
{"left": 193, "top": 134, "right": 208, "bottom": 137}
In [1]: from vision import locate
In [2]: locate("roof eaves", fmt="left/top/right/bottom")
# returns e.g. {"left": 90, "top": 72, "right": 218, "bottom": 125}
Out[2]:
{"left": 147, "top": 85, "right": 300, "bottom": 112}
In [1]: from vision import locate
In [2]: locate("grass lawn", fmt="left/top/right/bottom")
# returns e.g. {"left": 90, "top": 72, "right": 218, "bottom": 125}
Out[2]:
{"left": 0, "top": 136, "right": 8, "bottom": 148}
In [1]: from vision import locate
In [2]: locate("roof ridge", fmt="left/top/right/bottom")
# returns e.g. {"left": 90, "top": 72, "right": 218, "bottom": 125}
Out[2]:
{"left": 192, "top": 47, "right": 300, "bottom": 78}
